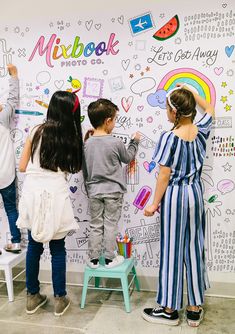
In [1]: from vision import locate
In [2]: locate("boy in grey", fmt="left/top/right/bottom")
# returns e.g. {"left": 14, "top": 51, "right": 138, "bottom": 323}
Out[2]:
{"left": 84, "top": 99, "right": 140, "bottom": 268}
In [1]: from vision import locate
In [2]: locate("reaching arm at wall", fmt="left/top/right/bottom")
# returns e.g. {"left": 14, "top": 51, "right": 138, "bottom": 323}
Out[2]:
{"left": 19, "top": 137, "right": 32, "bottom": 172}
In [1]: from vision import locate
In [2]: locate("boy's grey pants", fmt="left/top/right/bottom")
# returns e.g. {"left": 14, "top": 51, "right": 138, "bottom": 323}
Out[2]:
{"left": 88, "top": 192, "right": 123, "bottom": 260}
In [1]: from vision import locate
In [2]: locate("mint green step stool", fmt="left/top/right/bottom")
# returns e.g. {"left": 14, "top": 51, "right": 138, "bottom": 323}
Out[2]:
{"left": 81, "top": 257, "right": 140, "bottom": 312}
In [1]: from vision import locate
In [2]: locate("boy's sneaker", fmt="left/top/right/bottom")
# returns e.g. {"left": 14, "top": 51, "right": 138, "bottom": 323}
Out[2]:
{"left": 54, "top": 296, "right": 71, "bottom": 316}
{"left": 87, "top": 258, "right": 99, "bottom": 269}
{"left": 105, "top": 255, "right": 124, "bottom": 268}
{"left": 142, "top": 306, "right": 180, "bottom": 326}
{"left": 186, "top": 307, "right": 204, "bottom": 327}
{"left": 4, "top": 243, "right": 21, "bottom": 253}
{"left": 26, "top": 293, "right": 47, "bottom": 314}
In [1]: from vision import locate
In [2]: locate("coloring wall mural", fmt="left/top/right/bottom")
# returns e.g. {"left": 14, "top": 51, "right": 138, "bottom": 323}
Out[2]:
{"left": 0, "top": 0, "right": 234, "bottom": 281}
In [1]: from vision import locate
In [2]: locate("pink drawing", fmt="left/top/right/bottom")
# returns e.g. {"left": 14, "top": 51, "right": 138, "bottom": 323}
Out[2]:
{"left": 143, "top": 161, "right": 156, "bottom": 173}
{"left": 137, "top": 105, "right": 144, "bottom": 111}
{"left": 157, "top": 68, "right": 216, "bottom": 107}
{"left": 121, "top": 96, "right": 133, "bottom": 112}
{"left": 133, "top": 186, "right": 152, "bottom": 213}
{"left": 126, "top": 159, "right": 139, "bottom": 192}
{"left": 214, "top": 67, "right": 224, "bottom": 76}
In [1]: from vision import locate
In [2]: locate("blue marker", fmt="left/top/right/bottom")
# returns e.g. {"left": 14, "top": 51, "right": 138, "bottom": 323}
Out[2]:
{"left": 15, "top": 109, "right": 44, "bottom": 116}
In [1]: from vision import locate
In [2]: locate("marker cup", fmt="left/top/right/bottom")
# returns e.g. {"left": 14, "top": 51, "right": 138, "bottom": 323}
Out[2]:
{"left": 116, "top": 240, "right": 132, "bottom": 258}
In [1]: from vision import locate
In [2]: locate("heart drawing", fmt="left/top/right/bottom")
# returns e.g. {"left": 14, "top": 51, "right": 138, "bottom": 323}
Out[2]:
{"left": 121, "top": 96, "right": 133, "bottom": 112}
{"left": 143, "top": 161, "right": 156, "bottom": 173}
{"left": 121, "top": 59, "right": 130, "bottom": 71}
{"left": 214, "top": 67, "right": 224, "bottom": 76}
{"left": 225, "top": 45, "right": 234, "bottom": 58}
{"left": 70, "top": 186, "right": 78, "bottom": 193}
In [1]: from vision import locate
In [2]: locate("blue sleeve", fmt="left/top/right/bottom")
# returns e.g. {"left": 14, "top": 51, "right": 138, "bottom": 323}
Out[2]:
{"left": 196, "top": 113, "right": 213, "bottom": 139}
{"left": 152, "top": 132, "right": 174, "bottom": 167}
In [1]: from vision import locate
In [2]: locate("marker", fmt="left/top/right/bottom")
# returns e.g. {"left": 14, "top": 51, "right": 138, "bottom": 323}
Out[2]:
{"left": 35, "top": 100, "right": 48, "bottom": 108}
{"left": 15, "top": 109, "right": 44, "bottom": 116}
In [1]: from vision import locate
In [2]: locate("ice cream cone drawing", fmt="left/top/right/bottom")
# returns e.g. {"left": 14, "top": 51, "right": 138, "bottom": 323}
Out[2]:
{"left": 126, "top": 159, "right": 139, "bottom": 192}
{"left": 133, "top": 185, "right": 152, "bottom": 213}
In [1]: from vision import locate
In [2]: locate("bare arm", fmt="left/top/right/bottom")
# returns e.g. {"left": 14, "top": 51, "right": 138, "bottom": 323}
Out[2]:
{"left": 19, "top": 137, "right": 31, "bottom": 172}
{"left": 144, "top": 165, "right": 171, "bottom": 216}
{"left": 191, "top": 91, "right": 215, "bottom": 117}
{"left": 176, "top": 83, "right": 215, "bottom": 117}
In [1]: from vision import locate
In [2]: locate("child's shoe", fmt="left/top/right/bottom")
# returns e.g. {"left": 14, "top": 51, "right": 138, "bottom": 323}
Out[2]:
{"left": 26, "top": 293, "right": 47, "bottom": 314}
{"left": 186, "top": 306, "right": 204, "bottom": 327}
{"left": 142, "top": 306, "right": 179, "bottom": 326}
{"left": 87, "top": 258, "right": 99, "bottom": 269}
{"left": 54, "top": 296, "right": 71, "bottom": 316}
{"left": 105, "top": 255, "right": 124, "bottom": 268}
{"left": 4, "top": 243, "right": 21, "bottom": 253}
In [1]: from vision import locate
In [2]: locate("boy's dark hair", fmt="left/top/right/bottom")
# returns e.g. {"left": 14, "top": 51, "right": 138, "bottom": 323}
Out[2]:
{"left": 168, "top": 89, "right": 197, "bottom": 129}
{"left": 87, "top": 99, "right": 118, "bottom": 129}
{"left": 31, "top": 91, "right": 83, "bottom": 173}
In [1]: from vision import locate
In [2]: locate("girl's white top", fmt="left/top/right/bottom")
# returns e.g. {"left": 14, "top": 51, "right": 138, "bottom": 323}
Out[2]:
{"left": 17, "top": 126, "right": 79, "bottom": 243}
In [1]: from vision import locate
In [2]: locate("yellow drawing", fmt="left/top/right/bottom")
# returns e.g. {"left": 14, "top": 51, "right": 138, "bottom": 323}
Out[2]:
{"left": 67, "top": 76, "right": 82, "bottom": 90}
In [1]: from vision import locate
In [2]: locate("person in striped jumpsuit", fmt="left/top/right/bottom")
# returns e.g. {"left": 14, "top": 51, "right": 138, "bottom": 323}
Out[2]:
{"left": 142, "top": 83, "right": 214, "bottom": 327}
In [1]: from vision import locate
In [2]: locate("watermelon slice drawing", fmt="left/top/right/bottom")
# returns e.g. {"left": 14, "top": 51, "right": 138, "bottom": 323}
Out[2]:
{"left": 153, "top": 15, "right": 179, "bottom": 41}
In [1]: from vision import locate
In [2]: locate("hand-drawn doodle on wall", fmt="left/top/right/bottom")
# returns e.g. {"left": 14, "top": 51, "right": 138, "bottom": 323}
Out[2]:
{"left": 125, "top": 159, "right": 139, "bottom": 192}
{"left": 83, "top": 77, "right": 104, "bottom": 99}
{"left": 205, "top": 194, "right": 222, "bottom": 263}
{"left": 156, "top": 68, "right": 216, "bottom": 106}
{"left": 130, "top": 77, "right": 156, "bottom": 97}
{"left": 128, "top": 12, "right": 155, "bottom": 36}
{"left": 67, "top": 76, "right": 82, "bottom": 90}
{"left": 183, "top": 10, "right": 235, "bottom": 42}
{"left": 133, "top": 186, "right": 152, "bottom": 214}
{"left": 153, "top": 15, "right": 180, "bottom": 41}
{"left": 147, "top": 89, "right": 167, "bottom": 108}
{"left": 126, "top": 217, "right": 160, "bottom": 261}
{"left": 211, "top": 135, "right": 235, "bottom": 157}
{"left": 0, "top": 39, "right": 12, "bottom": 77}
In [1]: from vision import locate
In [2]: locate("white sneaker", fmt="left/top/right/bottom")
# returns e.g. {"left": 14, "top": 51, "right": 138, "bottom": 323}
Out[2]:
{"left": 105, "top": 255, "right": 124, "bottom": 268}
{"left": 87, "top": 258, "right": 99, "bottom": 269}
{"left": 4, "top": 243, "right": 21, "bottom": 253}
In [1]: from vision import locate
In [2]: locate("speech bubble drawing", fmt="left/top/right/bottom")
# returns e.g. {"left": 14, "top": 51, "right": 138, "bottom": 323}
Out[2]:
{"left": 147, "top": 89, "right": 167, "bottom": 109}
{"left": 130, "top": 77, "right": 156, "bottom": 97}
{"left": 36, "top": 71, "right": 51, "bottom": 85}
{"left": 217, "top": 179, "right": 235, "bottom": 195}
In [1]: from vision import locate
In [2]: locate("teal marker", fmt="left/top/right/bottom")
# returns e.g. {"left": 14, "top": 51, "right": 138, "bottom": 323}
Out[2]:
{"left": 16, "top": 109, "right": 44, "bottom": 116}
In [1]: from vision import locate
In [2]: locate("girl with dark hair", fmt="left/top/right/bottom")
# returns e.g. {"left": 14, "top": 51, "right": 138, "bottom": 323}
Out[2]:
{"left": 17, "top": 90, "right": 83, "bottom": 316}
{"left": 142, "top": 84, "right": 214, "bottom": 327}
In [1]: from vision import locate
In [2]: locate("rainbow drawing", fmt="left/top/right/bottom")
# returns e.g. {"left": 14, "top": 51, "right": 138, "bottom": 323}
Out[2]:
{"left": 157, "top": 68, "right": 216, "bottom": 107}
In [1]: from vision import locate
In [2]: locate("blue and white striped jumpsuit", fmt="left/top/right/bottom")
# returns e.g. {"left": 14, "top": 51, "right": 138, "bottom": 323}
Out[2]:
{"left": 153, "top": 113, "right": 212, "bottom": 310}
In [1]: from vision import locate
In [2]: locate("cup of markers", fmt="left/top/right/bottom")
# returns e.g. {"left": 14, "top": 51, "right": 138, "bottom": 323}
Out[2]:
{"left": 116, "top": 233, "right": 133, "bottom": 258}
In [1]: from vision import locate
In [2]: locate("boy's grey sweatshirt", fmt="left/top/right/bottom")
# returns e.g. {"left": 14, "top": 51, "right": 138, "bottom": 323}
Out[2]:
{"left": 84, "top": 135, "right": 139, "bottom": 197}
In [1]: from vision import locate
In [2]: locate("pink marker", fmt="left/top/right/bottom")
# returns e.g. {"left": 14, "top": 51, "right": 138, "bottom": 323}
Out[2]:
{"left": 133, "top": 186, "right": 152, "bottom": 214}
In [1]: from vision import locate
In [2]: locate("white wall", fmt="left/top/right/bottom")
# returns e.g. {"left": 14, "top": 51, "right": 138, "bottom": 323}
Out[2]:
{"left": 0, "top": 0, "right": 234, "bottom": 294}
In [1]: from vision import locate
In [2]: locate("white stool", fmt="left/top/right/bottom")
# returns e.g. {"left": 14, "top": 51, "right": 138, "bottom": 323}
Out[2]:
{"left": 0, "top": 248, "right": 26, "bottom": 301}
